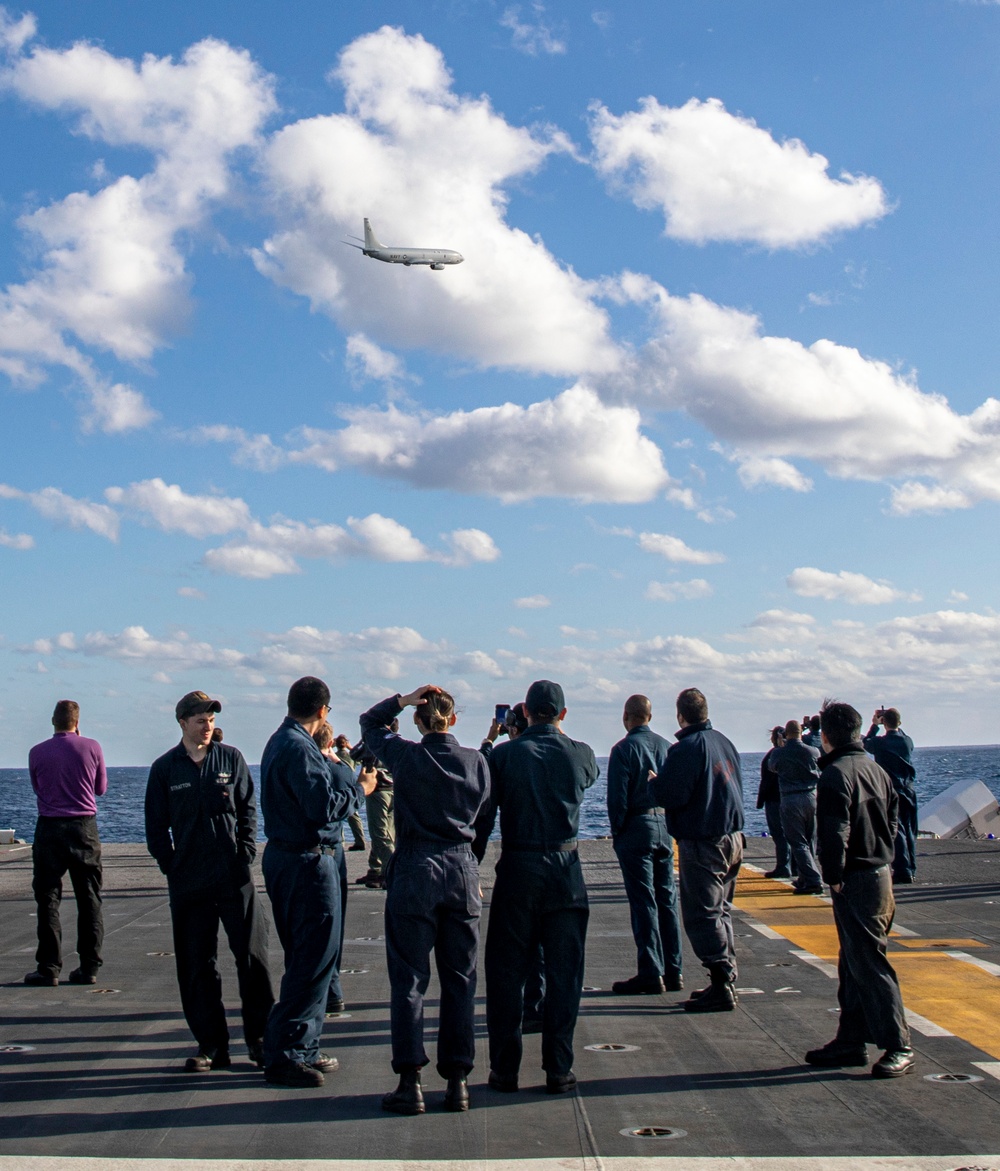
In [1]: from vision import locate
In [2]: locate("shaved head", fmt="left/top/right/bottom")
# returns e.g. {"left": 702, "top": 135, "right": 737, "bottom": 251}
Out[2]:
{"left": 623, "top": 694, "right": 652, "bottom": 724}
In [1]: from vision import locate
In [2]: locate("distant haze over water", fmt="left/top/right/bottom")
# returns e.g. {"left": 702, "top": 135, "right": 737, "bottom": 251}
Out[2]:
{"left": 1, "top": 745, "right": 997, "bottom": 843}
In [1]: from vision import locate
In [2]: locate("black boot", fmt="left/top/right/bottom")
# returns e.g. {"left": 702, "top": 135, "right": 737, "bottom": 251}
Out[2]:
{"left": 683, "top": 965, "right": 736, "bottom": 1013}
{"left": 383, "top": 1068, "right": 425, "bottom": 1115}
{"left": 443, "top": 1071, "right": 469, "bottom": 1111}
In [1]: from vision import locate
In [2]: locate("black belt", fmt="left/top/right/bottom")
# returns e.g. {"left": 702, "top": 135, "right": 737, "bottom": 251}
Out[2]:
{"left": 633, "top": 807, "right": 665, "bottom": 817}
{"left": 267, "top": 839, "right": 322, "bottom": 854}
{"left": 503, "top": 840, "right": 577, "bottom": 852}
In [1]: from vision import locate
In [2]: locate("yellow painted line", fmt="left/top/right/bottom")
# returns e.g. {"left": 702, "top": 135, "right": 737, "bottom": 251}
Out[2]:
{"left": 894, "top": 938, "right": 986, "bottom": 949}
{"left": 891, "top": 953, "right": 1000, "bottom": 1059}
{"left": 734, "top": 870, "right": 1000, "bottom": 1061}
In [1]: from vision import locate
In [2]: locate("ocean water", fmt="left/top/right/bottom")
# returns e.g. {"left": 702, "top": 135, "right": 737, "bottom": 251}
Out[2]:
{"left": 2, "top": 744, "right": 998, "bottom": 843}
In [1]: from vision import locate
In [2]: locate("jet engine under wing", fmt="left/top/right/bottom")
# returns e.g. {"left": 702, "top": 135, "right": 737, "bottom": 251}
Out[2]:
{"left": 343, "top": 218, "right": 463, "bottom": 269}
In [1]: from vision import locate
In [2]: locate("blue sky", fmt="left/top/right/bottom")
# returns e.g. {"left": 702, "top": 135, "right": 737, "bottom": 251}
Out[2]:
{"left": 2, "top": 0, "right": 999, "bottom": 765}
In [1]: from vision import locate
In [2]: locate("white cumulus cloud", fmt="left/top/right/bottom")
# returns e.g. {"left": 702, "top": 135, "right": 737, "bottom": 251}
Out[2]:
{"left": 645, "top": 578, "right": 713, "bottom": 601}
{"left": 606, "top": 274, "right": 1000, "bottom": 512}
{"left": 515, "top": 594, "right": 551, "bottom": 609}
{"left": 589, "top": 96, "right": 888, "bottom": 247}
{"left": 0, "top": 527, "right": 34, "bottom": 550}
{"left": 787, "top": 567, "right": 920, "bottom": 605}
{"left": 735, "top": 455, "right": 813, "bottom": 493}
{"left": 254, "top": 26, "right": 618, "bottom": 378}
{"left": 204, "top": 512, "right": 500, "bottom": 579}
{"left": 290, "top": 385, "right": 670, "bottom": 503}
{"left": 0, "top": 25, "right": 276, "bottom": 428}
{"left": 105, "top": 478, "right": 253, "bottom": 537}
{"left": 345, "top": 333, "right": 415, "bottom": 385}
{"left": 636, "top": 531, "right": 725, "bottom": 565}
{"left": 0, "top": 483, "right": 119, "bottom": 540}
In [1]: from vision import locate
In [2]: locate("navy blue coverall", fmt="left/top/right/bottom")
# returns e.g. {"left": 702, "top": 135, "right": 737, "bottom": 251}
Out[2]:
{"left": 259, "top": 717, "right": 362, "bottom": 1070}
{"left": 862, "top": 725, "right": 917, "bottom": 882}
{"left": 607, "top": 723, "right": 683, "bottom": 983}
{"left": 361, "top": 696, "right": 491, "bottom": 1077}
{"left": 145, "top": 740, "right": 274, "bottom": 1057}
{"left": 474, "top": 723, "right": 598, "bottom": 1080}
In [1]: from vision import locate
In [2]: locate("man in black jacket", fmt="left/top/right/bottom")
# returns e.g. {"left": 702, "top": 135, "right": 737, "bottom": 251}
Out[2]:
{"left": 145, "top": 691, "right": 274, "bottom": 1072}
{"left": 807, "top": 700, "right": 914, "bottom": 1078}
{"left": 652, "top": 688, "right": 744, "bottom": 1012}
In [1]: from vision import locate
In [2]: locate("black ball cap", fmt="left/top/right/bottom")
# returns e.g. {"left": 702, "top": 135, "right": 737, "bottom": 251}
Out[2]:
{"left": 525, "top": 679, "right": 565, "bottom": 718}
{"left": 175, "top": 690, "right": 222, "bottom": 720}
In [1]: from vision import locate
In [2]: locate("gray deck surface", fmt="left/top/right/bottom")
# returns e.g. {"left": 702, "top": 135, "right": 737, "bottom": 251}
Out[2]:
{"left": 1, "top": 837, "right": 998, "bottom": 1167}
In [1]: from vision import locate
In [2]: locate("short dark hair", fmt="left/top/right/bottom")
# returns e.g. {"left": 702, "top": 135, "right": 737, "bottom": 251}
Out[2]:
{"left": 506, "top": 702, "right": 529, "bottom": 736}
{"left": 676, "top": 688, "right": 708, "bottom": 725}
{"left": 287, "top": 676, "right": 331, "bottom": 720}
{"left": 784, "top": 719, "right": 801, "bottom": 739}
{"left": 883, "top": 707, "right": 901, "bottom": 730}
{"left": 808, "top": 715, "right": 821, "bottom": 734}
{"left": 52, "top": 700, "right": 80, "bottom": 731}
{"left": 820, "top": 698, "right": 862, "bottom": 749}
{"left": 624, "top": 694, "right": 652, "bottom": 723}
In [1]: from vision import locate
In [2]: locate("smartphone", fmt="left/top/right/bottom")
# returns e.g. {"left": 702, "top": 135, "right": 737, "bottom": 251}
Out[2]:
{"left": 495, "top": 704, "right": 510, "bottom": 724}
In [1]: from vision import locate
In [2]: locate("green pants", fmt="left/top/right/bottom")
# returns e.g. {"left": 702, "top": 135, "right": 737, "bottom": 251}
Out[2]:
{"left": 366, "top": 789, "right": 395, "bottom": 876}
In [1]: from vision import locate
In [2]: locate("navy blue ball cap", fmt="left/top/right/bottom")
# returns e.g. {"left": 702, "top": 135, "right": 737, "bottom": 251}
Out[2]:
{"left": 525, "top": 679, "right": 565, "bottom": 718}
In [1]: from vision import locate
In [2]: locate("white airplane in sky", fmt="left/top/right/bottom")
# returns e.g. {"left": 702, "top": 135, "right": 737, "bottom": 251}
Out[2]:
{"left": 344, "top": 219, "right": 464, "bottom": 270}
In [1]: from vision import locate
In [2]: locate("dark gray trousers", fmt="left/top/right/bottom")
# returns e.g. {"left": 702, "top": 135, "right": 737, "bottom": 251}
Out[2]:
{"left": 832, "top": 866, "right": 910, "bottom": 1052}
{"left": 676, "top": 832, "right": 743, "bottom": 979}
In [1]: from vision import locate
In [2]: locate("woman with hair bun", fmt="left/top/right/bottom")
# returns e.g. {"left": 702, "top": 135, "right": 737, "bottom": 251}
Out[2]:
{"left": 360, "top": 684, "right": 491, "bottom": 1116}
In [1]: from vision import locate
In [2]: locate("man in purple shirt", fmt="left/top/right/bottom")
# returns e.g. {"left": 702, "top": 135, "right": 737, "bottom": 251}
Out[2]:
{"left": 26, "top": 700, "right": 108, "bottom": 986}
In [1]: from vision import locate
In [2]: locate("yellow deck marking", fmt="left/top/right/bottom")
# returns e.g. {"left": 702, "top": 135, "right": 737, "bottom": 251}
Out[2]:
{"left": 891, "top": 953, "right": 1000, "bottom": 1058}
{"left": 894, "top": 938, "right": 986, "bottom": 949}
{"left": 734, "top": 870, "right": 1000, "bottom": 1060}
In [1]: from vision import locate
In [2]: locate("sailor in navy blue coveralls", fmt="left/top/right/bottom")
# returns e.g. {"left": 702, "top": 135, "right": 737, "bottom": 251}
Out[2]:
{"left": 475, "top": 680, "right": 598, "bottom": 1092}
{"left": 361, "top": 685, "right": 490, "bottom": 1113}
{"left": 606, "top": 695, "right": 683, "bottom": 993}
{"left": 259, "top": 679, "right": 367, "bottom": 1086}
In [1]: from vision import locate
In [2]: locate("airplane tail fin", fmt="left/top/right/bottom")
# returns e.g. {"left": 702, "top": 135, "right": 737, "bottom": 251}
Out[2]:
{"left": 363, "top": 218, "right": 384, "bottom": 251}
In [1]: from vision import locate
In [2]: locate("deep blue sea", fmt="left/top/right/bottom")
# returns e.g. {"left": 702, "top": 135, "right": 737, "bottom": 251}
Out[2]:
{"left": 2, "top": 745, "right": 998, "bottom": 843}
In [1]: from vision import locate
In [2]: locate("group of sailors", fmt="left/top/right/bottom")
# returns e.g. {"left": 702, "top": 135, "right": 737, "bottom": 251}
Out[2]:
{"left": 23, "top": 678, "right": 916, "bottom": 1115}
{"left": 757, "top": 707, "right": 918, "bottom": 893}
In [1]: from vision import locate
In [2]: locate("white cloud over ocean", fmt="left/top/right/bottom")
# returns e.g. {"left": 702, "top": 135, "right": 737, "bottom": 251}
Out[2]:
{"left": 0, "top": 27, "right": 276, "bottom": 430}
{"left": 589, "top": 97, "right": 889, "bottom": 248}
{"left": 289, "top": 385, "right": 670, "bottom": 503}
{"left": 787, "top": 567, "right": 921, "bottom": 606}
{"left": 4, "top": 475, "right": 499, "bottom": 577}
